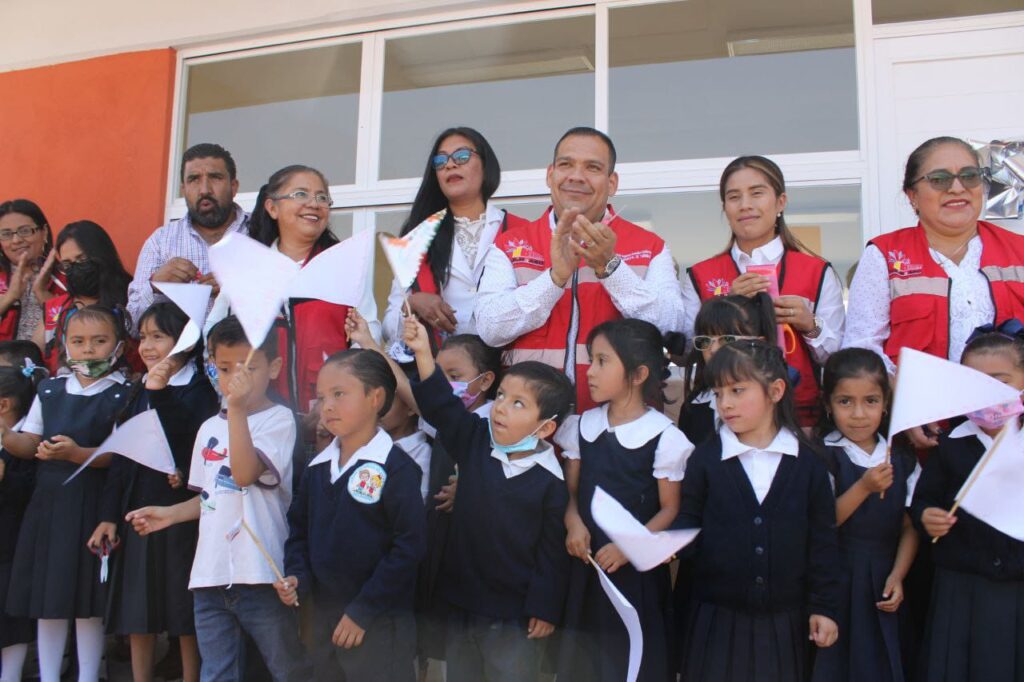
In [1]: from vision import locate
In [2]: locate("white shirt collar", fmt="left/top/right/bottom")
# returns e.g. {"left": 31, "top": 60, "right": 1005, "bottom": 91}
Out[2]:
{"left": 692, "top": 389, "right": 716, "bottom": 407}
{"left": 580, "top": 404, "right": 672, "bottom": 448}
{"left": 490, "top": 440, "right": 564, "bottom": 480}
{"left": 395, "top": 430, "right": 429, "bottom": 451}
{"left": 720, "top": 425, "right": 800, "bottom": 460}
{"left": 64, "top": 370, "right": 127, "bottom": 396}
{"left": 140, "top": 364, "right": 193, "bottom": 387}
{"left": 309, "top": 429, "right": 394, "bottom": 483}
{"left": 949, "top": 419, "right": 994, "bottom": 449}
{"left": 824, "top": 430, "right": 887, "bottom": 467}
{"left": 730, "top": 235, "right": 784, "bottom": 267}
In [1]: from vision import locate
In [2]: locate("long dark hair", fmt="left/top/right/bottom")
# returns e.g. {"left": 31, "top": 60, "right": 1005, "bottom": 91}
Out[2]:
{"left": 55, "top": 221, "right": 131, "bottom": 309}
{"left": 323, "top": 349, "right": 397, "bottom": 419}
{"left": 587, "top": 318, "right": 669, "bottom": 405}
{"left": 0, "top": 199, "right": 54, "bottom": 278}
{"left": 250, "top": 165, "right": 337, "bottom": 256}
{"left": 138, "top": 301, "right": 204, "bottom": 369}
{"left": 902, "top": 136, "right": 980, "bottom": 192}
{"left": 718, "top": 155, "right": 818, "bottom": 256}
{"left": 402, "top": 127, "right": 502, "bottom": 289}
{"left": 815, "top": 348, "right": 892, "bottom": 441}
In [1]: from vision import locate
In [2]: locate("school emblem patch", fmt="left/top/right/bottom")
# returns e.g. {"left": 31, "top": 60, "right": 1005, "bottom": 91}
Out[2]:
{"left": 348, "top": 463, "right": 386, "bottom": 504}
{"left": 705, "top": 278, "right": 731, "bottom": 296}
{"left": 886, "top": 250, "right": 922, "bottom": 277}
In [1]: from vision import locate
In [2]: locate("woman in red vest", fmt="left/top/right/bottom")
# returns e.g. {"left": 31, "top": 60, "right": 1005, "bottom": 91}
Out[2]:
{"left": 682, "top": 156, "right": 845, "bottom": 426}
{"left": 243, "top": 164, "right": 377, "bottom": 412}
{"left": 382, "top": 127, "right": 526, "bottom": 352}
{"left": 844, "top": 135, "right": 1024, "bottom": 448}
{"left": 0, "top": 200, "right": 64, "bottom": 342}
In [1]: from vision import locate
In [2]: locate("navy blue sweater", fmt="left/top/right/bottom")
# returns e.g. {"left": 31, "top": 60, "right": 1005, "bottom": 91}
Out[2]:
{"left": 412, "top": 367, "right": 570, "bottom": 624}
{"left": 674, "top": 435, "right": 840, "bottom": 620}
{"left": 284, "top": 441, "right": 426, "bottom": 629}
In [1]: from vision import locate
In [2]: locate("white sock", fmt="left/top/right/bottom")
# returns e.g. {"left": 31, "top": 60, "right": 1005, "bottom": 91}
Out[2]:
{"left": 36, "top": 619, "right": 70, "bottom": 682}
{"left": 74, "top": 618, "right": 105, "bottom": 682}
{"left": 0, "top": 643, "right": 29, "bottom": 682}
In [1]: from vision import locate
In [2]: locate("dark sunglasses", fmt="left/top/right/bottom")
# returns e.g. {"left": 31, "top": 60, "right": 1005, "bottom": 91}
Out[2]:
{"left": 692, "top": 334, "right": 760, "bottom": 351}
{"left": 912, "top": 166, "right": 986, "bottom": 192}
{"left": 431, "top": 147, "right": 477, "bottom": 171}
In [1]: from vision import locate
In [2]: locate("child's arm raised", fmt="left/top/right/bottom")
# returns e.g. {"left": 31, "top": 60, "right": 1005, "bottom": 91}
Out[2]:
{"left": 835, "top": 462, "right": 893, "bottom": 525}
{"left": 405, "top": 315, "right": 436, "bottom": 382}
{"left": 125, "top": 496, "right": 201, "bottom": 535}
{"left": 346, "top": 309, "right": 419, "bottom": 415}
{"left": 876, "top": 512, "right": 918, "bottom": 613}
{"left": 224, "top": 366, "right": 267, "bottom": 488}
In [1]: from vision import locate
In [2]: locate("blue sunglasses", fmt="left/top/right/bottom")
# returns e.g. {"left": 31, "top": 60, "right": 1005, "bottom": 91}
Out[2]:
{"left": 432, "top": 147, "right": 477, "bottom": 171}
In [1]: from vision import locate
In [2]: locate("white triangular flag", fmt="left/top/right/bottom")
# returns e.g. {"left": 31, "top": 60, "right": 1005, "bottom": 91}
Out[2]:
{"left": 591, "top": 561, "right": 643, "bottom": 682}
{"left": 152, "top": 282, "right": 213, "bottom": 356}
{"left": 888, "top": 347, "right": 1022, "bottom": 445}
{"left": 208, "top": 232, "right": 300, "bottom": 347}
{"left": 290, "top": 229, "right": 374, "bottom": 306}
{"left": 378, "top": 208, "right": 446, "bottom": 290}
{"left": 64, "top": 410, "right": 175, "bottom": 484}
{"left": 958, "top": 418, "right": 1024, "bottom": 541}
{"left": 591, "top": 486, "right": 700, "bottom": 572}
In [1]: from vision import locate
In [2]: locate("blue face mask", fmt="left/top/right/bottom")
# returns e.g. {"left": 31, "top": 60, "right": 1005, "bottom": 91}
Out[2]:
{"left": 489, "top": 416, "right": 556, "bottom": 455}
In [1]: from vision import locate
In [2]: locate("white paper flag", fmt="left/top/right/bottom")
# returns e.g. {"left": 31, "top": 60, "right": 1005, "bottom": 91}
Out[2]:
{"left": 152, "top": 282, "right": 213, "bottom": 356}
{"left": 378, "top": 209, "right": 446, "bottom": 290}
{"left": 591, "top": 561, "right": 643, "bottom": 682}
{"left": 888, "top": 347, "right": 1022, "bottom": 444}
{"left": 64, "top": 410, "right": 176, "bottom": 484}
{"left": 208, "top": 232, "right": 300, "bottom": 347}
{"left": 290, "top": 229, "right": 374, "bottom": 306}
{"left": 591, "top": 486, "right": 700, "bottom": 572}
{"left": 958, "top": 418, "right": 1024, "bottom": 541}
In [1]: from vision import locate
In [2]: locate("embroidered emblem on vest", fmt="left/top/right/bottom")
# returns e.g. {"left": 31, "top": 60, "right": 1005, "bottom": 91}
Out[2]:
{"left": 886, "top": 250, "right": 922, "bottom": 277}
{"left": 504, "top": 239, "right": 544, "bottom": 267}
{"left": 348, "top": 463, "right": 386, "bottom": 504}
{"left": 705, "top": 278, "right": 731, "bottom": 296}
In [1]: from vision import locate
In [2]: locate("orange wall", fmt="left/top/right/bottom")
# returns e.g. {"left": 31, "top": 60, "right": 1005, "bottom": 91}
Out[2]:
{"left": 0, "top": 49, "right": 176, "bottom": 272}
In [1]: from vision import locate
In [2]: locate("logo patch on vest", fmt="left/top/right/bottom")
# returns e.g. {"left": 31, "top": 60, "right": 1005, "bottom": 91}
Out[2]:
{"left": 886, "top": 250, "right": 922, "bottom": 277}
{"left": 348, "top": 463, "right": 386, "bottom": 504}
{"left": 504, "top": 239, "right": 545, "bottom": 267}
{"left": 705, "top": 278, "right": 731, "bottom": 296}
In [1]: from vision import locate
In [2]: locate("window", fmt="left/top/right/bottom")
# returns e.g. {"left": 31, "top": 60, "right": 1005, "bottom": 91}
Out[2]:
{"left": 873, "top": 0, "right": 1024, "bottom": 24}
{"left": 183, "top": 42, "right": 362, "bottom": 193}
{"left": 609, "top": 0, "right": 859, "bottom": 163}
{"left": 380, "top": 15, "right": 596, "bottom": 179}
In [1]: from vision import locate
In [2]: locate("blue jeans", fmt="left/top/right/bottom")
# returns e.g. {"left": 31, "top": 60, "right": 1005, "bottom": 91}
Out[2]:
{"left": 193, "top": 585, "right": 311, "bottom": 682}
{"left": 445, "top": 606, "right": 543, "bottom": 682}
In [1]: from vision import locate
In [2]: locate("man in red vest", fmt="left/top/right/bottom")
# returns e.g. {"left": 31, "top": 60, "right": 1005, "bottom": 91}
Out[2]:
{"left": 475, "top": 127, "right": 684, "bottom": 412}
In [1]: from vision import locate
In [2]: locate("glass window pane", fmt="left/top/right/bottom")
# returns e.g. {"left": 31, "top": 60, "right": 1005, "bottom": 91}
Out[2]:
{"left": 873, "top": 0, "right": 1024, "bottom": 24}
{"left": 609, "top": 1, "right": 858, "bottom": 163}
{"left": 183, "top": 42, "right": 361, "bottom": 193}
{"left": 328, "top": 210, "right": 354, "bottom": 242}
{"left": 380, "top": 16, "right": 595, "bottom": 180}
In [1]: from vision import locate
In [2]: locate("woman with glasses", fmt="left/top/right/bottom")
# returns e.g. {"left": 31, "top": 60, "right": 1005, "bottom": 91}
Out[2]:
{"left": 33, "top": 221, "right": 135, "bottom": 373}
{"left": 382, "top": 127, "right": 527, "bottom": 353}
{"left": 210, "top": 164, "right": 378, "bottom": 412}
{"left": 843, "top": 136, "right": 1024, "bottom": 449}
{"left": 0, "top": 200, "right": 65, "bottom": 342}
{"left": 682, "top": 156, "right": 845, "bottom": 426}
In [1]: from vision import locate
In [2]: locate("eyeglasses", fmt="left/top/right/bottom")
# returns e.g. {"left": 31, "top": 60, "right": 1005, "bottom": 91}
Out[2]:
{"left": 57, "top": 257, "right": 90, "bottom": 274}
{"left": 0, "top": 225, "right": 41, "bottom": 242}
{"left": 431, "top": 147, "right": 477, "bottom": 171}
{"left": 270, "top": 190, "right": 333, "bottom": 207}
{"left": 692, "top": 334, "right": 760, "bottom": 351}
{"left": 912, "top": 166, "right": 986, "bottom": 192}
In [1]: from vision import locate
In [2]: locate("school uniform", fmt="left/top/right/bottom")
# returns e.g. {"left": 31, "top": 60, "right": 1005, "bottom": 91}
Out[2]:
{"left": 0, "top": 419, "right": 34, "bottom": 650}
{"left": 411, "top": 367, "right": 570, "bottom": 682}
{"left": 99, "top": 364, "right": 219, "bottom": 636}
{"left": 675, "top": 427, "right": 840, "bottom": 682}
{"left": 677, "top": 389, "right": 717, "bottom": 447}
{"left": 554, "top": 405, "right": 691, "bottom": 682}
{"left": 910, "top": 422, "right": 1024, "bottom": 682}
{"left": 812, "top": 434, "right": 920, "bottom": 682}
{"left": 285, "top": 429, "right": 426, "bottom": 682}
{"left": 6, "top": 372, "right": 132, "bottom": 619}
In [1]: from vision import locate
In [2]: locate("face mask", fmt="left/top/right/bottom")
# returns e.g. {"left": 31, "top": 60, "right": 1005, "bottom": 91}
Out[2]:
{"left": 450, "top": 373, "right": 485, "bottom": 408}
{"left": 966, "top": 398, "right": 1024, "bottom": 431}
{"left": 65, "top": 341, "right": 122, "bottom": 379}
{"left": 489, "top": 416, "right": 556, "bottom": 455}
{"left": 65, "top": 260, "right": 101, "bottom": 298}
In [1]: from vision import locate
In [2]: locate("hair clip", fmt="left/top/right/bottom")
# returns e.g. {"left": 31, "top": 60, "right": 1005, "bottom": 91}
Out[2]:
{"left": 966, "top": 318, "right": 1024, "bottom": 345}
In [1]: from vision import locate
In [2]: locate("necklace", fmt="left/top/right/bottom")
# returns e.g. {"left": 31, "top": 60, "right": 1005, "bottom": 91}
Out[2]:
{"left": 928, "top": 229, "right": 976, "bottom": 262}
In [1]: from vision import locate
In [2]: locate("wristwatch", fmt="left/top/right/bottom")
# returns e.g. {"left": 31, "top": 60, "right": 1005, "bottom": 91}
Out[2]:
{"left": 804, "top": 315, "right": 823, "bottom": 340}
{"left": 597, "top": 255, "right": 622, "bottom": 279}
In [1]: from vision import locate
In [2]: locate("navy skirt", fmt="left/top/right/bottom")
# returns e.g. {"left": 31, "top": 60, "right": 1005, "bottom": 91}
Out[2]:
{"left": 0, "top": 561, "right": 33, "bottom": 648}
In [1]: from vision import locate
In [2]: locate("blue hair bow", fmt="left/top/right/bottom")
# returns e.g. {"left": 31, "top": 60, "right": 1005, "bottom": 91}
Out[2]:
{"left": 966, "top": 318, "right": 1024, "bottom": 345}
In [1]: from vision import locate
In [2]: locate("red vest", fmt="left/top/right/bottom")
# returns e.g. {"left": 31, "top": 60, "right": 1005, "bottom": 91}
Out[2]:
{"left": 688, "top": 249, "right": 830, "bottom": 426}
{"left": 411, "top": 209, "right": 527, "bottom": 350}
{"left": 495, "top": 207, "right": 665, "bottom": 413}
{"left": 869, "top": 221, "right": 1024, "bottom": 365}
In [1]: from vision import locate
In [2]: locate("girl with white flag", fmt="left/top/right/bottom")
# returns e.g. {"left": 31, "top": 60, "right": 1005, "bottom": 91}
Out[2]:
{"left": 911, "top": 324, "right": 1024, "bottom": 682}
{"left": 88, "top": 301, "right": 220, "bottom": 682}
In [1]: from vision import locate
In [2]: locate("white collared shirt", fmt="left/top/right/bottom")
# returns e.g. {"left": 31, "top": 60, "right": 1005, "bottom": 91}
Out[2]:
{"left": 824, "top": 431, "right": 920, "bottom": 505}
{"left": 948, "top": 419, "right": 995, "bottom": 450}
{"left": 394, "top": 430, "right": 432, "bottom": 502}
{"left": 720, "top": 425, "right": 800, "bottom": 504}
{"left": 141, "top": 363, "right": 195, "bottom": 388}
{"left": 22, "top": 371, "right": 129, "bottom": 436}
{"left": 383, "top": 203, "right": 506, "bottom": 344}
{"left": 681, "top": 236, "right": 846, "bottom": 365}
{"left": 489, "top": 440, "right": 564, "bottom": 480}
{"left": 308, "top": 429, "right": 394, "bottom": 485}
{"left": 555, "top": 404, "right": 693, "bottom": 481}
{"left": 420, "top": 400, "right": 492, "bottom": 440}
